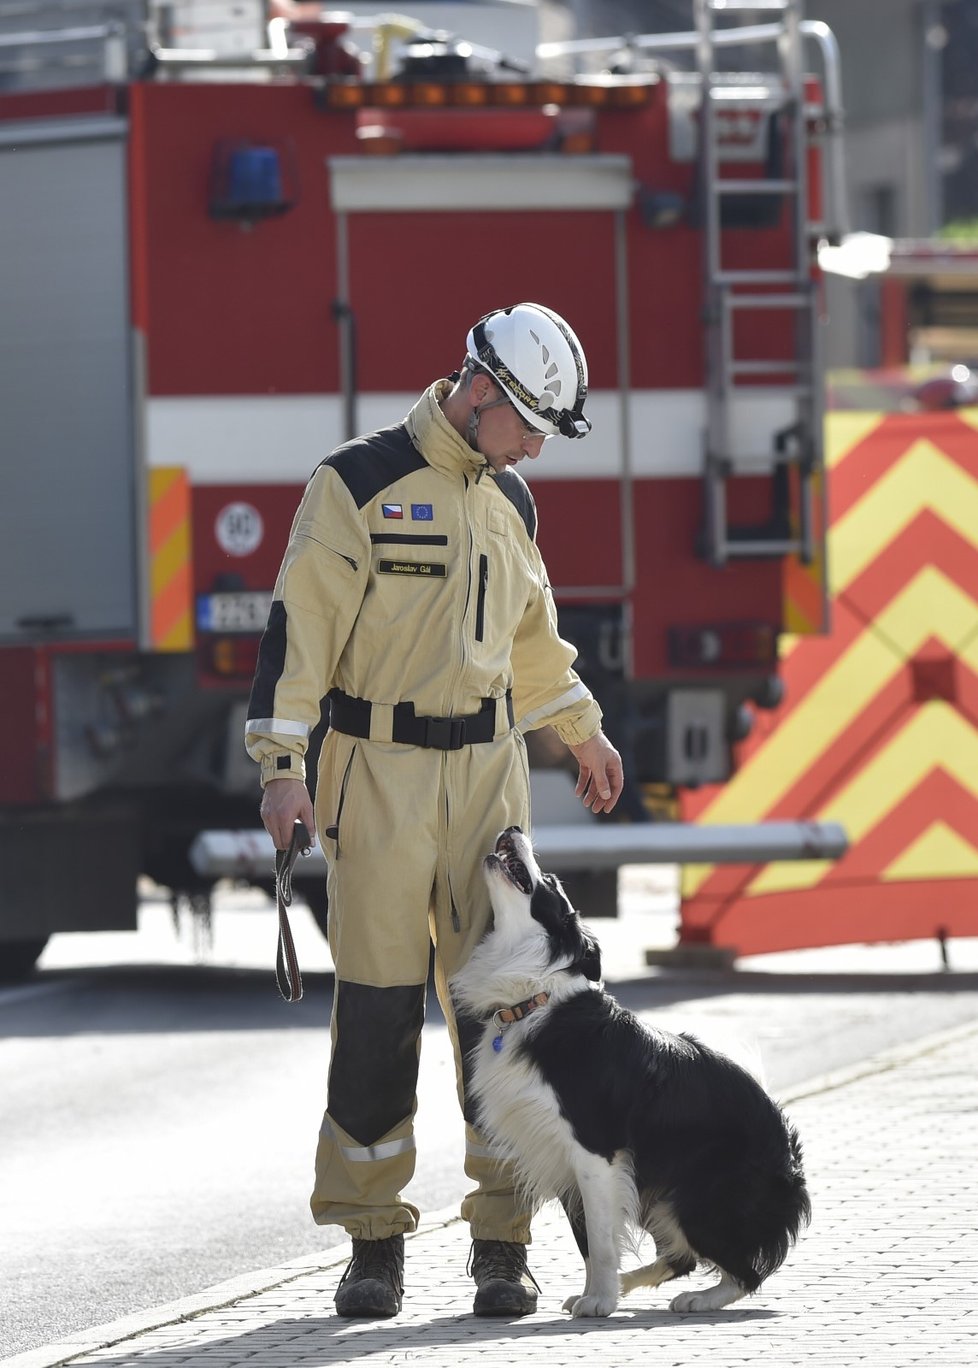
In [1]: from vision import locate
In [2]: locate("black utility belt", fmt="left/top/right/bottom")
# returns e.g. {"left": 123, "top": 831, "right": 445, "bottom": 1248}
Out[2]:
{"left": 328, "top": 689, "right": 513, "bottom": 751}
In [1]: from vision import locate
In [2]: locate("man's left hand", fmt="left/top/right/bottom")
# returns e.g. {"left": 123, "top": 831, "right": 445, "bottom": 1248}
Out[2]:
{"left": 568, "top": 731, "right": 624, "bottom": 814}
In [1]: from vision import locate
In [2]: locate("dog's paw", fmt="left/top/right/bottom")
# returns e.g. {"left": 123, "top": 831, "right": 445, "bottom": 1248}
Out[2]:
{"left": 670, "top": 1289, "right": 717, "bottom": 1314}
{"left": 565, "top": 1293, "right": 618, "bottom": 1318}
{"left": 670, "top": 1276, "right": 743, "bottom": 1314}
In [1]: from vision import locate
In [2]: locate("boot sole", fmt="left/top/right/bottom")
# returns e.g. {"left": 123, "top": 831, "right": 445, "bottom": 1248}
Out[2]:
{"left": 335, "top": 1305, "right": 401, "bottom": 1318}
{"left": 473, "top": 1286, "right": 537, "bottom": 1317}
{"left": 335, "top": 1280, "right": 402, "bottom": 1318}
{"left": 335, "top": 1299, "right": 401, "bottom": 1318}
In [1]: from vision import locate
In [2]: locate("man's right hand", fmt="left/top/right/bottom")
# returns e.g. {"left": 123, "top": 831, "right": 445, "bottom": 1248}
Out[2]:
{"left": 260, "top": 776, "right": 317, "bottom": 850}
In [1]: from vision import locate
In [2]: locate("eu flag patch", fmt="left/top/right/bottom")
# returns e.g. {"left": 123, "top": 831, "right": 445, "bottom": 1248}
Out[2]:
{"left": 411, "top": 503, "right": 433, "bottom": 521}
{"left": 382, "top": 504, "right": 403, "bottom": 519}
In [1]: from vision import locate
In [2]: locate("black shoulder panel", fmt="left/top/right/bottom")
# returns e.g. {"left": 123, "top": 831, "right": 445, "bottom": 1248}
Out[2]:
{"left": 247, "top": 599, "right": 287, "bottom": 721}
{"left": 494, "top": 469, "right": 538, "bottom": 541}
{"left": 320, "top": 423, "right": 427, "bottom": 509}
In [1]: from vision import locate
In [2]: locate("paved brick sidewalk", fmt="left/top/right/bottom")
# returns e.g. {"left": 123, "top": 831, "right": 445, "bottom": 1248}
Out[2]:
{"left": 7, "top": 1021, "right": 977, "bottom": 1368}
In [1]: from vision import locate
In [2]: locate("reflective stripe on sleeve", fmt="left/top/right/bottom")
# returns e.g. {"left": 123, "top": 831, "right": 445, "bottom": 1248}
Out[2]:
{"left": 517, "top": 682, "right": 590, "bottom": 731}
{"left": 245, "top": 716, "right": 312, "bottom": 739}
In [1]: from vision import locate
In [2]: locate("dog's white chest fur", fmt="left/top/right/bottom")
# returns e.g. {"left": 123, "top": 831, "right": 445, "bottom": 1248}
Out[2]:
{"left": 450, "top": 857, "right": 601, "bottom": 1205}
{"left": 468, "top": 1018, "right": 585, "bottom": 1203}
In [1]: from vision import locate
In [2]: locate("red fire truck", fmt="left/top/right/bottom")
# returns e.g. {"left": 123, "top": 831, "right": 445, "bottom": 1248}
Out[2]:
{"left": 0, "top": 1, "right": 848, "bottom": 976}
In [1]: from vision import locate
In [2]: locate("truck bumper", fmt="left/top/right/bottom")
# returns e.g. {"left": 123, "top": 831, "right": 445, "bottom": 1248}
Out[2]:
{"left": 188, "top": 819, "right": 848, "bottom": 880}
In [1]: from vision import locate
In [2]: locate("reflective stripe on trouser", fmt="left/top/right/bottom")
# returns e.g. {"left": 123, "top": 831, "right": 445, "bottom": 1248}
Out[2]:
{"left": 310, "top": 726, "right": 534, "bottom": 1241}
{"left": 313, "top": 1113, "right": 421, "bottom": 1240}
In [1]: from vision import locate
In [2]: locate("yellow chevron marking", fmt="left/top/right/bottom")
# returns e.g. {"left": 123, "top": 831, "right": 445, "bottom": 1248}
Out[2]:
{"left": 149, "top": 464, "right": 181, "bottom": 501}
{"left": 825, "top": 411, "right": 887, "bottom": 469}
{"left": 950, "top": 405, "right": 978, "bottom": 434}
{"left": 159, "top": 610, "right": 193, "bottom": 653}
{"left": 882, "top": 821, "right": 978, "bottom": 881}
{"left": 875, "top": 563, "right": 978, "bottom": 656}
{"left": 150, "top": 523, "right": 189, "bottom": 598}
{"left": 956, "top": 628, "right": 978, "bottom": 677}
{"left": 746, "top": 702, "right": 978, "bottom": 892}
{"left": 685, "top": 569, "right": 978, "bottom": 894}
{"left": 779, "top": 415, "right": 886, "bottom": 661}
{"left": 778, "top": 632, "right": 801, "bottom": 663}
{"left": 830, "top": 440, "right": 978, "bottom": 597}
{"left": 148, "top": 466, "right": 192, "bottom": 652}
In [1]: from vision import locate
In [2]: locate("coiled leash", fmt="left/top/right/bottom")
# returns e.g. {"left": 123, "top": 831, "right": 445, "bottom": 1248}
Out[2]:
{"left": 274, "top": 820, "right": 312, "bottom": 1002}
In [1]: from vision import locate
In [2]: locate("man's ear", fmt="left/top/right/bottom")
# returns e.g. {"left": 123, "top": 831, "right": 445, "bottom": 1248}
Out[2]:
{"left": 468, "top": 370, "right": 496, "bottom": 405}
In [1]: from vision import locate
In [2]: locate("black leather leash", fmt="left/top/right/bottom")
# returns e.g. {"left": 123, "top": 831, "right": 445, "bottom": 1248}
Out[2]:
{"left": 274, "top": 820, "right": 312, "bottom": 1002}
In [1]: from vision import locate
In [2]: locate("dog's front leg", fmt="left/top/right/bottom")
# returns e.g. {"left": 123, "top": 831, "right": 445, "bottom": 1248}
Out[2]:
{"left": 562, "top": 1155, "right": 620, "bottom": 1317}
{"left": 558, "top": 1189, "right": 591, "bottom": 1314}
{"left": 559, "top": 1189, "right": 589, "bottom": 1261}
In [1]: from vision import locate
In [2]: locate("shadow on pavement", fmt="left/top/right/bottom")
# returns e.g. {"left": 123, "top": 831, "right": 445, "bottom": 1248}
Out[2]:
{"left": 3, "top": 956, "right": 978, "bottom": 1039}
{"left": 60, "top": 1303, "right": 784, "bottom": 1367}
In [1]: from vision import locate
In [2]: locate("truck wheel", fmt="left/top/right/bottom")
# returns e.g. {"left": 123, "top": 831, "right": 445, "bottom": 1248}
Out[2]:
{"left": 0, "top": 937, "right": 50, "bottom": 982}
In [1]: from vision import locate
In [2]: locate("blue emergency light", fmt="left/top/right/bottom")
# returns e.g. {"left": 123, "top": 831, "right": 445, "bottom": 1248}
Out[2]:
{"left": 209, "top": 142, "right": 295, "bottom": 224}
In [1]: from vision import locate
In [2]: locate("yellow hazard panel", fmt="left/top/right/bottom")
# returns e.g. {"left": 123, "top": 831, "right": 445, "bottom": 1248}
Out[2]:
{"left": 149, "top": 467, "right": 193, "bottom": 651}
{"left": 680, "top": 411, "right": 978, "bottom": 956}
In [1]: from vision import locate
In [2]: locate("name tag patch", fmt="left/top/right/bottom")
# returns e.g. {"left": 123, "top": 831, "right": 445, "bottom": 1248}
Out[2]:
{"left": 378, "top": 559, "right": 447, "bottom": 577}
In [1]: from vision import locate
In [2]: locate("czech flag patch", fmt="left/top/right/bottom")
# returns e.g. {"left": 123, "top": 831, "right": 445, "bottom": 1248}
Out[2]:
{"left": 382, "top": 504, "right": 403, "bottom": 519}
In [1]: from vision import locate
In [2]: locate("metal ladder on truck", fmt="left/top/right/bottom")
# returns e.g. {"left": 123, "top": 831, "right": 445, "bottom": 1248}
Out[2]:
{"left": 695, "top": 0, "right": 822, "bottom": 567}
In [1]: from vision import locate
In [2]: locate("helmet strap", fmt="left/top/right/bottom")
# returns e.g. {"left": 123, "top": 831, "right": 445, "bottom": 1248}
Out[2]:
{"left": 466, "top": 373, "right": 510, "bottom": 453}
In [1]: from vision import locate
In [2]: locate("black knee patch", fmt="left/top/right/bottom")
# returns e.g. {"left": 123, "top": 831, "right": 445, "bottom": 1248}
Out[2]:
{"left": 327, "top": 981, "right": 426, "bottom": 1146}
{"left": 453, "top": 1002, "right": 485, "bottom": 1126}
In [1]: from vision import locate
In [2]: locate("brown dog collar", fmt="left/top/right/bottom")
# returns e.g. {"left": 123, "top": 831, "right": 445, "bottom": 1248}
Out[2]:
{"left": 491, "top": 992, "right": 550, "bottom": 1052}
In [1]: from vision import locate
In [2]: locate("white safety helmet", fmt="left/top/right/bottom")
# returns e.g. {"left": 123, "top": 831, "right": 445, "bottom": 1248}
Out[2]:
{"left": 465, "top": 303, "right": 591, "bottom": 439}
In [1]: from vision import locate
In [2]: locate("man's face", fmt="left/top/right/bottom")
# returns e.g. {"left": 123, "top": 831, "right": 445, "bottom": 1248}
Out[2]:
{"left": 477, "top": 387, "right": 550, "bottom": 474}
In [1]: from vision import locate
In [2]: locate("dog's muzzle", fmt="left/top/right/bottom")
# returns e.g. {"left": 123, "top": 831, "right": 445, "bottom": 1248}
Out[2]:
{"left": 487, "top": 826, "right": 533, "bottom": 894}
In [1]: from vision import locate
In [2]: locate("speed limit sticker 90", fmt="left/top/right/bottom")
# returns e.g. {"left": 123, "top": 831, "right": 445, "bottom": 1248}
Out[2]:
{"left": 215, "top": 503, "right": 264, "bottom": 557}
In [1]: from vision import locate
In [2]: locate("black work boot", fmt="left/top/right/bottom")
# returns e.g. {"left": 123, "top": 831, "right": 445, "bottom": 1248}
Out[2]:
{"left": 334, "top": 1234, "right": 404, "bottom": 1318}
{"left": 469, "top": 1239, "right": 539, "bottom": 1317}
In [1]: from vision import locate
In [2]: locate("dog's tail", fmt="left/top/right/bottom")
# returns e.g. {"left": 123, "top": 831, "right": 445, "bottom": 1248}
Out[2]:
{"left": 746, "top": 1124, "right": 811, "bottom": 1289}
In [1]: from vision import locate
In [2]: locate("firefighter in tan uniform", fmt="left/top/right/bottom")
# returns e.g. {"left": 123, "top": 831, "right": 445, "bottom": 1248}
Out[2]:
{"left": 246, "top": 303, "right": 623, "bottom": 1319}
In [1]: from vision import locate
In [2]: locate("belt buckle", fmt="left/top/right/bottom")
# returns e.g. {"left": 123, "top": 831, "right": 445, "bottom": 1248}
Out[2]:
{"left": 423, "top": 715, "right": 465, "bottom": 749}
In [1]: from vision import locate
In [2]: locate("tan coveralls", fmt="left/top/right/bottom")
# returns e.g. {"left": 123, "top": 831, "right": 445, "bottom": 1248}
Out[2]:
{"left": 246, "top": 381, "right": 602, "bottom": 1241}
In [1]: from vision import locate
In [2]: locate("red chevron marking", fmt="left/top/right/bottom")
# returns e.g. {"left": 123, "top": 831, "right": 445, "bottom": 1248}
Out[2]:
{"left": 831, "top": 412, "right": 978, "bottom": 522}
{"left": 818, "top": 767, "right": 978, "bottom": 884}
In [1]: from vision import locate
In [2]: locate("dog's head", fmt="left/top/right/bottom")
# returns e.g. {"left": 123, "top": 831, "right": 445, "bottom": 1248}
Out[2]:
{"left": 483, "top": 826, "right": 602, "bottom": 982}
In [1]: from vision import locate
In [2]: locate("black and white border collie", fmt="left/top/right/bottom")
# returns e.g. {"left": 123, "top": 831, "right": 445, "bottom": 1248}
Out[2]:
{"left": 451, "top": 826, "right": 811, "bottom": 1319}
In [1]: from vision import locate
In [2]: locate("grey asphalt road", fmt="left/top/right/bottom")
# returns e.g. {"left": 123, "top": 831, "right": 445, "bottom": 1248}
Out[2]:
{"left": 2, "top": 876, "right": 977, "bottom": 1361}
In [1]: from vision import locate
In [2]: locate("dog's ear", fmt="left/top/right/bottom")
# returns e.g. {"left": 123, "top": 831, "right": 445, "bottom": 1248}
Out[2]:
{"left": 539, "top": 872, "right": 602, "bottom": 980}
{"left": 577, "top": 927, "right": 603, "bottom": 982}
{"left": 549, "top": 875, "right": 604, "bottom": 984}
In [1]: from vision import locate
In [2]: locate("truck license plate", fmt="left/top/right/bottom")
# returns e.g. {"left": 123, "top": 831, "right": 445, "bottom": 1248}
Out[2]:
{"left": 197, "top": 591, "right": 273, "bottom": 633}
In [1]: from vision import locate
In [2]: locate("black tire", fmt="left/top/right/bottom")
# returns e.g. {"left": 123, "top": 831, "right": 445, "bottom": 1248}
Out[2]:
{"left": 0, "top": 937, "right": 50, "bottom": 982}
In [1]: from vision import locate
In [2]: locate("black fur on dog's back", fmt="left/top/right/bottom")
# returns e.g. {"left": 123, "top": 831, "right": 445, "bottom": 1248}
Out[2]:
{"left": 512, "top": 988, "right": 810, "bottom": 1292}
